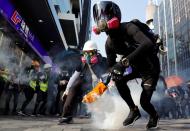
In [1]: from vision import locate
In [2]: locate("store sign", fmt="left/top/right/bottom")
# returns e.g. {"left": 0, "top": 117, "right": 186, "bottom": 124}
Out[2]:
{"left": 0, "top": 0, "right": 52, "bottom": 64}
{"left": 11, "top": 10, "right": 34, "bottom": 42}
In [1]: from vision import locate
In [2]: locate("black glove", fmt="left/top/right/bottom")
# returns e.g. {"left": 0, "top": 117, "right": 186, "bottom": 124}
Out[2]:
{"left": 100, "top": 73, "right": 111, "bottom": 85}
{"left": 111, "top": 62, "right": 125, "bottom": 81}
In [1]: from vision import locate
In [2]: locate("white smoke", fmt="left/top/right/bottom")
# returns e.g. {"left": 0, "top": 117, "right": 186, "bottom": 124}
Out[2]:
{"left": 0, "top": 33, "right": 32, "bottom": 84}
{"left": 86, "top": 79, "right": 142, "bottom": 129}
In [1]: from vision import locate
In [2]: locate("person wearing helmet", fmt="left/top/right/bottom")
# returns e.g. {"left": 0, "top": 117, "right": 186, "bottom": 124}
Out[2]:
{"left": 18, "top": 60, "right": 41, "bottom": 116}
{"left": 92, "top": 1, "right": 160, "bottom": 129}
{"left": 58, "top": 40, "right": 108, "bottom": 124}
{"left": 32, "top": 64, "right": 50, "bottom": 116}
{"left": 43, "top": 64, "right": 52, "bottom": 73}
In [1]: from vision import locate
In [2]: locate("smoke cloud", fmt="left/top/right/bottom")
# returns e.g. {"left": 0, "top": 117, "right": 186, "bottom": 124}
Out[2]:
{"left": 86, "top": 79, "right": 142, "bottom": 129}
{"left": 0, "top": 33, "right": 32, "bottom": 84}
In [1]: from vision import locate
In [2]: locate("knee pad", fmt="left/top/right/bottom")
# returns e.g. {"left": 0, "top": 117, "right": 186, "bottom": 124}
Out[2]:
{"left": 142, "top": 78, "right": 156, "bottom": 91}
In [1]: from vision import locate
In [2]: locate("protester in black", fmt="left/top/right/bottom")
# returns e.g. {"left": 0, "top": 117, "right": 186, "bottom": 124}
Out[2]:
{"left": 93, "top": 1, "right": 160, "bottom": 129}
{"left": 55, "top": 70, "right": 70, "bottom": 116}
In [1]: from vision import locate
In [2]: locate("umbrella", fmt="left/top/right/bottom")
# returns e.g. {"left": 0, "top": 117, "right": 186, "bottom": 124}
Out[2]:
{"left": 165, "top": 75, "right": 184, "bottom": 88}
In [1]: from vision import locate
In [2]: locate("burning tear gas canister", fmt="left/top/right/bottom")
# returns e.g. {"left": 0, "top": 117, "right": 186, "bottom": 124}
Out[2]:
{"left": 82, "top": 73, "right": 111, "bottom": 103}
{"left": 82, "top": 66, "right": 133, "bottom": 103}
{"left": 82, "top": 82, "right": 108, "bottom": 103}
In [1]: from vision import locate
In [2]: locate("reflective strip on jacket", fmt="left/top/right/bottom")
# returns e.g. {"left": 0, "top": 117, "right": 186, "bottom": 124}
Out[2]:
{"left": 39, "top": 82, "right": 48, "bottom": 92}
{"left": 1, "top": 74, "right": 8, "bottom": 82}
{"left": 0, "top": 69, "right": 9, "bottom": 82}
{"left": 29, "top": 80, "right": 36, "bottom": 90}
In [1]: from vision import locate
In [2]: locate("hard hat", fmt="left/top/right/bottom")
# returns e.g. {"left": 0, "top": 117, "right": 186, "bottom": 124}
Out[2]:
{"left": 43, "top": 63, "right": 52, "bottom": 69}
{"left": 83, "top": 40, "right": 98, "bottom": 51}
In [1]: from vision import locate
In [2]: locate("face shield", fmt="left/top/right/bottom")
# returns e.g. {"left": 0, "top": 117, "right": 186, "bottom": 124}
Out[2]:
{"left": 93, "top": 1, "right": 121, "bottom": 33}
{"left": 93, "top": 1, "right": 115, "bottom": 24}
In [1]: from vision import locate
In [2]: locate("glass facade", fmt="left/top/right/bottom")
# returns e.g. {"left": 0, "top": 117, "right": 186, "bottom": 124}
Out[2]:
{"left": 154, "top": 0, "right": 190, "bottom": 78}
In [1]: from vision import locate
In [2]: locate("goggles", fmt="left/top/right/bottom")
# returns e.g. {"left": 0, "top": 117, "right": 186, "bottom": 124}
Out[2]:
{"left": 82, "top": 50, "right": 97, "bottom": 56}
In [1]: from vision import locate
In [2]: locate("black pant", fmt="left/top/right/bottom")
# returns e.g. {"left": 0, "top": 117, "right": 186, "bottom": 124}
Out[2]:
{"left": 115, "top": 70, "right": 159, "bottom": 117}
{"left": 4, "top": 87, "right": 19, "bottom": 114}
{"left": 21, "top": 87, "right": 35, "bottom": 112}
{"left": 0, "top": 78, "right": 9, "bottom": 97}
{"left": 62, "top": 78, "right": 83, "bottom": 117}
{"left": 33, "top": 90, "right": 47, "bottom": 115}
{"left": 55, "top": 89, "right": 65, "bottom": 115}
{"left": 0, "top": 79, "right": 5, "bottom": 97}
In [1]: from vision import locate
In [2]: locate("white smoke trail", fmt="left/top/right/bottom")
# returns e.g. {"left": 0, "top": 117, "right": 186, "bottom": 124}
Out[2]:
{"left": 86, "top": 79, "right": 142, "bottom": 129}
{"left": 0, "top": 34, "right": 32, "bottom": 84}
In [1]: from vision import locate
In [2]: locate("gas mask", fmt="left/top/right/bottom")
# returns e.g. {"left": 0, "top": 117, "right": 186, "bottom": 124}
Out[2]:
{"left": 93, "top": 17, "right": 120, "bottom": 35}
{"left": 81, "top": 51, "right": 98, "bottom": 64}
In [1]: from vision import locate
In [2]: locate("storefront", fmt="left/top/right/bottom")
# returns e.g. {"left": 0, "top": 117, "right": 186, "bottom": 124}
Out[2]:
{"left": 0, "top": 0, "right": 55, "bottom": 111}
{"left": 0, "top": 0, "right": 52, "bottom": 64}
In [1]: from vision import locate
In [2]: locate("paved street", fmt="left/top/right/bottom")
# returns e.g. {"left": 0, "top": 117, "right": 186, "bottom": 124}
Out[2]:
{"left": 0, "top": 116, "right": 190, "bottom": 131}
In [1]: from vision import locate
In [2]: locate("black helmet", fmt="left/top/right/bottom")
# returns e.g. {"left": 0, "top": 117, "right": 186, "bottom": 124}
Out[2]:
{"left": 93, "top": 1, "right": 121, "bottom": 24}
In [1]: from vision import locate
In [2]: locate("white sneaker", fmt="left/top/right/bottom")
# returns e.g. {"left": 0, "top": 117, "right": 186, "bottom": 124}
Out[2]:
{"left": 17, "top": 111, "right": 27, "bottom": 116}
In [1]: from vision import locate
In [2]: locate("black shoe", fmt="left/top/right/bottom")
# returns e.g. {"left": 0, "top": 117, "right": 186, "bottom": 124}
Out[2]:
{"left": 36, "top": 114, "right": 44, "bottom": 117}
{"left": 146, "top": 114, "right": 159, "bottom": 129}
{"left": 3, "top": 111, "right": 9, "bottom": 115}
{"left": 58, "top": 117, "right": 73, "bottom": 124}
{"left": 30, "top": 112, "right": 37, "bottom": 117}
{"left": 12, "top": 111, "right": 17, "bottom": 115}
{"left": 123, "top": 106, "right": 141, "bottom": 126}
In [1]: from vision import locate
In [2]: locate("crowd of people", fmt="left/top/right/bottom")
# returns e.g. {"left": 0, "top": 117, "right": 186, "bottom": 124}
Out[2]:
{"left": 153, "top": 77, "right": 190, "bottom": 119}
{"left": 0, "top": 61, "right": 71, "bottom": 117}
{"left": 0, "top": 1, "right": 190, "bottom": 130}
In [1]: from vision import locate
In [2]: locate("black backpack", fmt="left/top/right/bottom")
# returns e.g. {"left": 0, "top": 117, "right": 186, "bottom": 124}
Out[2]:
{"left": 130, "top": 19, "right": 156, "bottom": 42}
{"left": 130, "top": 19, "right": 164, "bottom": 54}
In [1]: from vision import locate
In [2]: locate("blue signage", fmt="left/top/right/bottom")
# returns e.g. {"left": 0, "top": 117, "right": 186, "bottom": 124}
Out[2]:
{"left": 0, "top": 0, "right": 52, "bottom": 64}
{"left": 11, "top": 10, "right": 35, "bottom": 43}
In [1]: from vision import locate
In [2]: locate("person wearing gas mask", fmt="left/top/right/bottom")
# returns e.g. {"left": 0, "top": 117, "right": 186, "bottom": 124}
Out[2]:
{"left": 92, "top": 1, "right": 160, "bottom": 129}
{"left": 58, "top": 40, "right": 107, "bottom": 124}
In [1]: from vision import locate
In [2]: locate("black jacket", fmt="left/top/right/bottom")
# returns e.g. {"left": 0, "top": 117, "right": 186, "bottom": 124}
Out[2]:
{"left": 105, "top": 22, "right": 160, "bottom": 75}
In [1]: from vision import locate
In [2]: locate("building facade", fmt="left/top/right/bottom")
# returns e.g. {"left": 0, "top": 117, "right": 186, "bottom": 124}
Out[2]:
{"left": 154, "top": 0, "right": 190, "bottom": 78}
{"left": 0, "top": 0, "right": 51, "bottom": 66}
{"left": 0, "top": 0, "right": 91, "bottom": 112}
{"left": 48, "top": 0, "right": 91, "bottom": 49}
{"left": 146, "top": 0, "right": 157, "bottom": 30}
{"left": 0, "top": 0, "right": 54, "bottom": 64}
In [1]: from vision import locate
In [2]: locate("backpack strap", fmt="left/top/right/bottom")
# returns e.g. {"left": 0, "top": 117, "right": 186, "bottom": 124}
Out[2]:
{"left": 130, "top": 19, "right": 156, "bottom": 43}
